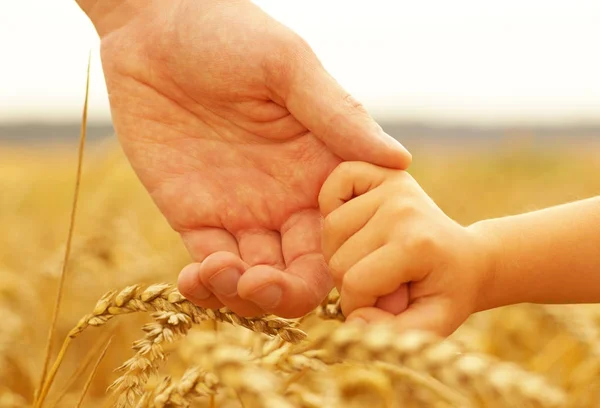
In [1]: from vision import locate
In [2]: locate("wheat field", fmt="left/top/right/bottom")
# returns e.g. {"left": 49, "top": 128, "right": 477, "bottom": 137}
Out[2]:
{"left": 1, "top": 134, "right": 600, "bottom": 408}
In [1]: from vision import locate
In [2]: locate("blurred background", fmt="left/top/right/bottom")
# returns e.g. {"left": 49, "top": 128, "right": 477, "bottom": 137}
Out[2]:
{"left": 1, "top": 0, "right": 600, "bottom": 148}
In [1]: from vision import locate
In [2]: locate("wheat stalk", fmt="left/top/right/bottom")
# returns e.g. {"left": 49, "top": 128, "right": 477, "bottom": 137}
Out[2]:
{"left": 34, "top": 52, "right": 91, "bottom": 408}
{"left": 75, "top": 337, "right": 113, "bottom": 408}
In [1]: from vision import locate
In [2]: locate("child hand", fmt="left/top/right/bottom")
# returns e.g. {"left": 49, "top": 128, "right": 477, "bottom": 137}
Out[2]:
{"left": 318, "top": 162, "right": 492, "bottom": 336}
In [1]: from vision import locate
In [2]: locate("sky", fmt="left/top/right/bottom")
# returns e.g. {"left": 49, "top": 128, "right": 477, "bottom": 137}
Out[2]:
{"left": 1, "top": 0, "right": 599, "bottom": 126}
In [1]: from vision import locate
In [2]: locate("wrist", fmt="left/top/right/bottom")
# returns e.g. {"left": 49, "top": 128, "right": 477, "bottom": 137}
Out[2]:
{"left": 467, "top": 219, "right": 505, "bottom": 313}
{"left": 76, "top": 0, "right": 158, "bottom": 37}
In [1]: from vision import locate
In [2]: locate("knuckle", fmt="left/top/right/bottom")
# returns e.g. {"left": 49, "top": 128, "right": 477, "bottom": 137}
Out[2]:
{"left": 341, "top": 92, "right": 367, "bottom": 114}
{"left": 285, "top": 32, "right": 314, "bottom": 54}
{"left": 264, "top": 32, "right": 315, "bottom": 91}
{"left": 321, "top": 217, "right": 340, "bottom": 262}
{"left": 332, "top": 161, "right": 369, "bottom": 183}
{"left": 317, "top": 186, "right": 330, "bottom": 212}
{"left": 322, "top": 94, "right": 371, "bottom": 140}
{"left": 342, "top": 271, "right": 364, "bottom": 298}
{"left": 405, "top": 231, "right": 438, "bottom": 255}
{"left": 328, "top": 254, "right": 347, "bottom": 282}
{"left": 322, "top": 213, "right": 338, "bottom": 238}
{"left": 385, "top": 172, "right": 414, "bottom": 191}
{"left": 383, "top": 199, "right": 418, "bottom": 219}
{"left": 334, "top": 161, "right": 356, "bottom": 177}
{"left": 326, "top": 162, "right": 355, "bottom": 189}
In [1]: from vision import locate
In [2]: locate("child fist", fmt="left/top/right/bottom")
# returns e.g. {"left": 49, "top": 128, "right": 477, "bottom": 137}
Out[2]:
{"left": 318, "top": 162, "right": 492, "bottom": 336}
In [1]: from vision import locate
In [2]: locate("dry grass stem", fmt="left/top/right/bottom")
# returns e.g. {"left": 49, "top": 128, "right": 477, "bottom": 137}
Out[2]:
{"left": 75, "top": 337, "right": 113, "bottom": 408}
{"left": 48, "top": 329, "right": 116, "bottom": 407}
{"left": 34, "top": 52, "right": 91, "bottom": 408}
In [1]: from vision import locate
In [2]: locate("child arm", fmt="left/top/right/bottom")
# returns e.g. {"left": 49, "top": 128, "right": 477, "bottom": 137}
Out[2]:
{"left": 472, "top": 196, "right": 600, "bottom": 311}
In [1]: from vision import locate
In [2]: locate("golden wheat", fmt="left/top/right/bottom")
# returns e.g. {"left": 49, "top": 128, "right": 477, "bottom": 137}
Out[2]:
{"left": 2, "top": 108, "right": 600, "bottom": 406}
{"left": 70, "top": 283, "right": 306, "bottom": 344}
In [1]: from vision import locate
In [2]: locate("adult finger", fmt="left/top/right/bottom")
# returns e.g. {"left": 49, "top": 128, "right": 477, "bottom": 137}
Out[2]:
{"left": 180, "top": 227, "right": 240, "bottom": 261}
{"left": 237, "top": 229, "right": 285, "bottom": 270}
{"left": 178, "top": 227, "right": 240, "bottom": 307}
{"left": 238, "top": 209, "right": 333, "bottom": 317}
{"left": 238, "top": 254, "right": 331, "bottom": 318}
{"left": 197, "top": 251, "right": 265, "bottom": 317}
{"left": 177, "top": 262, "right": 224, "bottom": 310}
{"left": 277, "top": 47, "right": 412, "bottom": 169}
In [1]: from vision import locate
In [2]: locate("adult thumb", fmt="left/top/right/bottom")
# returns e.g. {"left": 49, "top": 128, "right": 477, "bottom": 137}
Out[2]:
{"left": 281, "top": 53, "right": 412, "bottom": 170}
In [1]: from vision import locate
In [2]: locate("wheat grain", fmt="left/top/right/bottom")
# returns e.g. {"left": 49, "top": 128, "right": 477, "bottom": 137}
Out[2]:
{"left": 69, "top": 284, "right": 306, "bottom": 344}
{"left": 207, "top": 346, "right": 294, "bottom": 408}
{"left": 316, "top": 290, "right": 345, "bottom": 322}
{"left": 141, "top": 367, "right": 218, "bottom": 408}
{"left": 109, "top": 312, "right": 193, "bottom": 407}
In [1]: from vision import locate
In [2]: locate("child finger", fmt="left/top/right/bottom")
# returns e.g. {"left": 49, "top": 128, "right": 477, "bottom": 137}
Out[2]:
{"left": 340, "top": 244, "right": 425, "bottom": 316}
{"left": 318, "top": 161, "right": 392, "bottom": 217}
{"left": 322, "top": 188, "right": 385, "bottom": 263}
{"left": 327, "top": 215, "right": 387, "bottom": 288}
{"left": 375, "top": 284, "right": 410, "bottom": 315}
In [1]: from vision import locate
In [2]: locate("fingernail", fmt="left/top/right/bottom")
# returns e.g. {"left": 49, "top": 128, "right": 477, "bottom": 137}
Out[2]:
{"left": 178, "top": 263, "right": 211, "bottom": 300}
{"left": 247, "top": 284, "right": 282, "bottom": 310}
{"left": 380, "top": 129, "right": 410, "bottom": 153}
{"left": 190, "top": 285, "right": 211, "bottom": 301}
{"left": 209, "top": 267, "right": 241, "bottom": 297}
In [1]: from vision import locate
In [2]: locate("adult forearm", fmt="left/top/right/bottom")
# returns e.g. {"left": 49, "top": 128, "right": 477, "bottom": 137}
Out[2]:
{"left": 471, "top": 196, "right": 600, "bottom": 311}
{"left": 76, "top": 0, "right": 248, "bottom": 37}
{"left": 75, "top": 0, "right": 151, "bottom": 37}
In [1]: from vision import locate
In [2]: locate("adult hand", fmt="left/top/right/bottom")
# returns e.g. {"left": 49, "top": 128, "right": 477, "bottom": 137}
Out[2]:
{"left": 78, "top": 0, "right": 412, "bottom": 317}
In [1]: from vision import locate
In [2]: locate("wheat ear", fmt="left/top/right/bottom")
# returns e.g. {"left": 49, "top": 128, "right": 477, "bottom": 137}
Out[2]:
{"left": 70, "top": 283, "right": 306, "bottom": 343}
{"left": 109, "top": 311, "right": 193, "bottom": 407}
{"left": 146, "top": 367, "right": 218, "bottom": 408}
{"left": 308, "top": 322, "right": 567, "bottom": 407}
{"left": 316, "top": 290, "right": 345, "bottom": 322}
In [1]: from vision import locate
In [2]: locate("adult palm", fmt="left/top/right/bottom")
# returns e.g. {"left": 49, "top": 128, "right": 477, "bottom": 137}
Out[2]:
{"left": 84, "top": 0, "right": 411, "bottom": 317}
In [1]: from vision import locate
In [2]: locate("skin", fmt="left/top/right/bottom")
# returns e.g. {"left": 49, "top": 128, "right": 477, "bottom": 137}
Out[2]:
{"left": 75, "top": 0, "right": 412, "bottom": 318}
{"left": 319, "top": 161, "right": 600, "bottom": 336}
